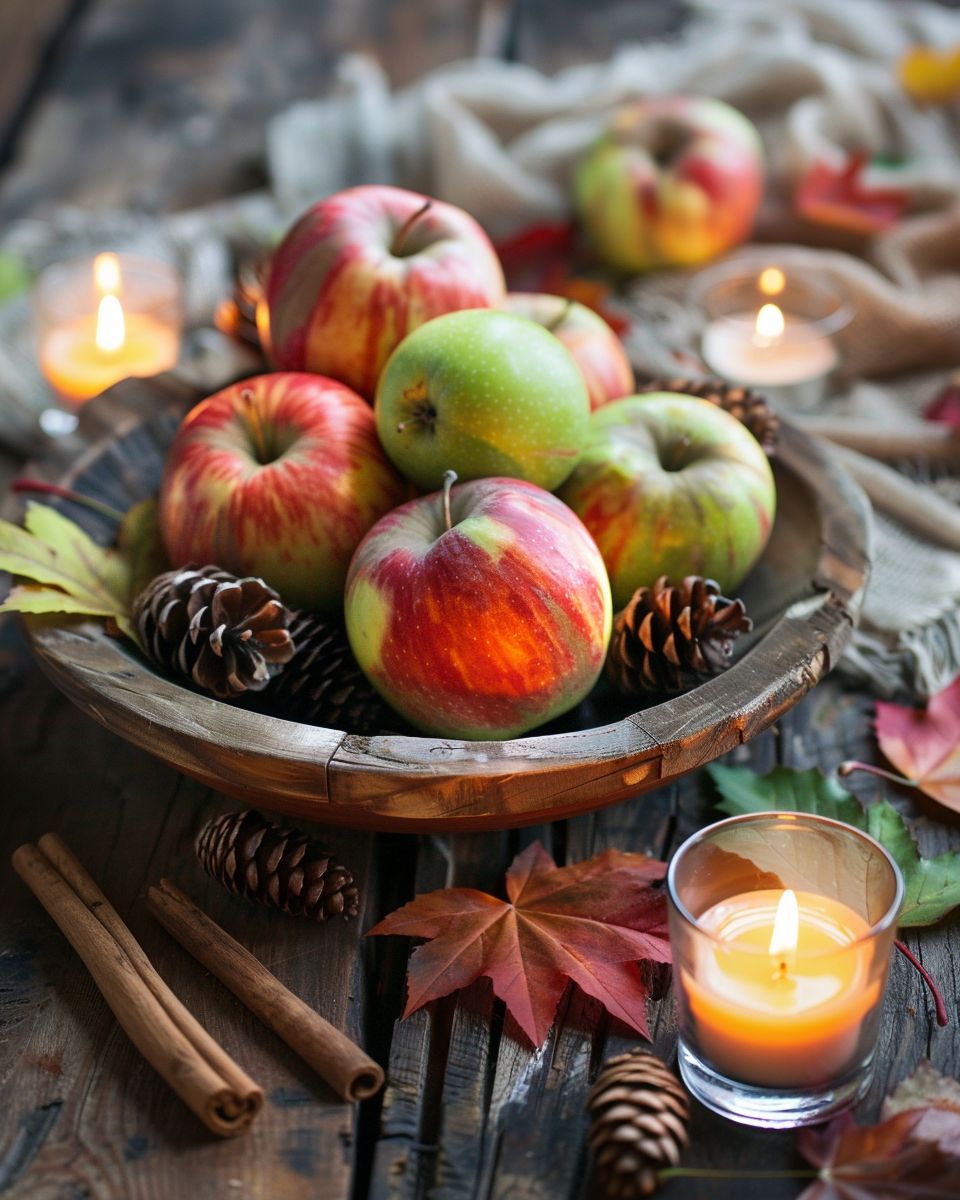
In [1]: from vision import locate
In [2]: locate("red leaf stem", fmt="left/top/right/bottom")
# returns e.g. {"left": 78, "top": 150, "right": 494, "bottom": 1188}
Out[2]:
{"left": 11, "top": 478, "right": 124, "bottom": 523}
{"left": 837, "top": 759, "right": 920, "bottom": 789}
{"left": 895, "top": 938, "right": 949, "bottom": 1027}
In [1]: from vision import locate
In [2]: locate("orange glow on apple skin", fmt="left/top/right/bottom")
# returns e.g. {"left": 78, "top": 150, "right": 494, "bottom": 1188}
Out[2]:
{"left": 681, "top": 889, "right": 880, "bottom": 1088}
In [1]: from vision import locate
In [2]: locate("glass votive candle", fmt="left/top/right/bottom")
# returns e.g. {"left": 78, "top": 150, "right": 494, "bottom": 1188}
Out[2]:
{"left": 667, "top": 812, "right": 902, "bottom": 1128}
{"left": 692, "top": 258, "right": 852, "bottom": 412}
{"left": 35, "top": 251, "right": 182, "bottom": 413}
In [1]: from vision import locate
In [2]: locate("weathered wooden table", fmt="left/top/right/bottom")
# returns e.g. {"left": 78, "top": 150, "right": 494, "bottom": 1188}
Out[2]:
{"left": 1, "top": 4, "right": 957, "bottom": 1198}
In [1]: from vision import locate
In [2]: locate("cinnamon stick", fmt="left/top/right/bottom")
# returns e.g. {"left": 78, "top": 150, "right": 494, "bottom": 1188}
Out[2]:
{"left": 148, "top": 878, "right": 384, "bottom": 1102}
{"left": 12, "top": 838, "right": 262, "bottom": 1136}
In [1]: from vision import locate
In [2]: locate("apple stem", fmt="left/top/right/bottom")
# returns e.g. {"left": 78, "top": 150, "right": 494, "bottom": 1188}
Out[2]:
{"left": 11, "top": 477, "right": 125, "bottom": 523}
{"left": 239, "top": 386, "right": 270, "bottom": 464}
{"left": 895, "top": 939, "right": 949, "bottom": 1026}
{"left": 837, "top": 760, "right": 920, "bottom": 790}
{"left": 391, "top": 200, "right": 432, "bottom": 256}
{"left": 442, "top": 470, "right": 457, "bottom": 533}
{"left": 546, "top": 297, "right": 575, "bottom": 333}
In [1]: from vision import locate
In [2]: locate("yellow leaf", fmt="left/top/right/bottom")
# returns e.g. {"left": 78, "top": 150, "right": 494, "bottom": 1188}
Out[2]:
{"left": 0, "top": 503, "right": 130, "bottom": 620}
{"left": 0, "top": 583, "right": 116, "bottom": 617}
{"left": 24, "top": 502, "right": 129, "bottom": 605}
{"left": 898, "top": 45, "right": 960, "bottom": 104}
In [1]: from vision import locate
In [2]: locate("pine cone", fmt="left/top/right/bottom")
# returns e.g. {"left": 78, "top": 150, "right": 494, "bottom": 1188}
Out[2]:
{"left": 132, "top": 565, "right": 294, "bottom": 700}
{"left": 195, "top": 809, "right": 360, "bottom": 920}
{"left": 214, "top": 250, "right": 271, "bottom": 351}
{"left": 637, "top": 376, "right": 779, "bottom": 455}
{"left": 256, "top": 611, "right": 389, "bottom": 734}
{"left": 588, "top": 1049, "right": 690, "bottom": 1199}
{"left": 607, "top": 576, "right": 751, "bottom": 697}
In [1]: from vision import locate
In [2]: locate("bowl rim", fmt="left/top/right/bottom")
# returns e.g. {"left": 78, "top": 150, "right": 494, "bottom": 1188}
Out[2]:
{"left": 16, "top": 373, "right": 872, "bottom": 832}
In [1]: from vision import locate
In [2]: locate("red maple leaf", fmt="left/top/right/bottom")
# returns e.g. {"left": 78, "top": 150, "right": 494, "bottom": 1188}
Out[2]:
{"left": 795, "top": 152, "right": 908, "bottom": 235}
{"left": 876, "top": 675, "right": 960, "bottom": 814}
{"left": 368, "top": 842, "right": 670, "bottom": 1046}
{"left": 797, "top": 1061, "right": 960, "bottom": 1199}
{"left": 924, "top": 383, "right": 960, "bottom": 429}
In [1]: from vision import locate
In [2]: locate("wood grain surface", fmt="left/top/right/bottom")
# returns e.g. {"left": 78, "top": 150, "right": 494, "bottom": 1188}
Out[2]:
{"left": 1, "top": 2, "right": 957, "bottom": 1199}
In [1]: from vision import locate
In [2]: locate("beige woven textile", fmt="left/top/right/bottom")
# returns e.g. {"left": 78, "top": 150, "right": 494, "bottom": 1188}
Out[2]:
{"left": 2, "top": 0, "right": 959, "bottom": 699}
{"left": 266, "top": 0, "right": 960, "bottom": 700}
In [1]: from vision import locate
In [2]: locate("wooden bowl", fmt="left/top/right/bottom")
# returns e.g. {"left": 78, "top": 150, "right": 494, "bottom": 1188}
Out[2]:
{"left": 17, "top": 375, "right": 871, "bottom": 832}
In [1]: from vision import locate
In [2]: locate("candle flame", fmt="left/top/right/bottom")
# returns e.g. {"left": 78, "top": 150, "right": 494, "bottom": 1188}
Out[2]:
{"left": 758, "top": 266, "right": 786, "bottom": 296}
{"left": 755, "top": 302, "right": 785, "bottom": 341}
{"left": 96, "top": 293, "right": 126, "bottom": 352}
{"left": 94, "top": 252, "right": 122, "bottom": 296}
{"left": 768, "top": 889, "right": 799, "bottom": 958}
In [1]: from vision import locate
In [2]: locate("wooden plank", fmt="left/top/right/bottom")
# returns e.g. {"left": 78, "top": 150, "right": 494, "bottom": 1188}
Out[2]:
{"left": 509, "top": 0, "right": 688, "bottom": 73}
{"left": 366, "top": 837, "right": 459, "bottom": 1199}
{"left": 0, "top": 0, "right": 488, "bottom": 220}
{"left": 0, "top": 670, "right": 379, "bottom": 1198}
{"left": 0, "top": 0, "right": 76, "bottom": 163}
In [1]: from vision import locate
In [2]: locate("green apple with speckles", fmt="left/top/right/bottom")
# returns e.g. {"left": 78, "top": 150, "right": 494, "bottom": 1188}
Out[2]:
{"left": 558, "top": 392, "right": 776, "bottom": 608}
{"left": 374, "top": 309, "right": 590, "bottom": 491}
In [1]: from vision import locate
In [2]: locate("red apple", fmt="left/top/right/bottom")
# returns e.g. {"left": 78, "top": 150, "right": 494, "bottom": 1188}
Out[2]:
{"left": 574, "top": 96, "right": 764, "bottom": 273}
{"left": 265, "top": 185, "right": 506, "bottom": 399}
{"left": 499, "top": 292, "right": 635, "bottom": 411}
{"left": 558, "top": 393, "right": 776, "bottom": 609}
{"left": 158, "top": 372, "right": 407, "bottom": 613}
{"left": 344, "top": 474, "right": 612, "bottom": 739}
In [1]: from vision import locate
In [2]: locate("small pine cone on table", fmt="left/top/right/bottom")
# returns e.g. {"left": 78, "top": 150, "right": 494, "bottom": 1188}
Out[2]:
{"left": 196, "top": 809, "right": 360, "bottom": 921}
{"left": 587, "top": 1049, "right": 690, "bottom": 1199}
{"left": 131, "top": 565, "right": 295, "bottom": 700}
{"left": 214, "top": 250, "right": 272, "bottom": 352}
{"left": 636, "top": 375, "right": 779, "bottom": 456}
{"left": 607, "top": 575, "right": 752, "bottom": 697}
{"left": 255, "top": 610, "right": 389, "bottom": 735}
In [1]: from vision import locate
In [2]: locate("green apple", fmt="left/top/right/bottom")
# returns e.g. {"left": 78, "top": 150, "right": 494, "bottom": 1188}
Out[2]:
{"left": 558, "top": 392, "right": 776, "bottom": 608}
{"left": 374, "top": 309, "right": 589, "bottom": 492}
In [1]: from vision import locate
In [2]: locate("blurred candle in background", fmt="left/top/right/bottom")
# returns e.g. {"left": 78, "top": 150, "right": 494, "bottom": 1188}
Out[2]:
{"left": 36, "top": 251, "right": 182, "bottom": 406}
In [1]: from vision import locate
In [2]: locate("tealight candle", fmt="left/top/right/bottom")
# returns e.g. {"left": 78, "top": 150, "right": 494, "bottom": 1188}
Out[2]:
{"left": 36, "top": 252, "right": 182, "bottom": 407}
{"left": 693, "top": 260, "right": 851, "bottom": 411}
{"left": 667, "top": 813, "right": 902, "bottom": 1128}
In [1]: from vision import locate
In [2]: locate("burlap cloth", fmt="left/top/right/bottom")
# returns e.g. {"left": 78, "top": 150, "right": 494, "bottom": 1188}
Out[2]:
{"left": 2, "top": 0, "right": 959, "bottom": 700}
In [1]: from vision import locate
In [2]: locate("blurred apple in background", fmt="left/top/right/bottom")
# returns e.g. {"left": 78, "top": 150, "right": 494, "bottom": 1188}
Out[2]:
{"left": 344, "top": 473, "right": 612, "bottom": 739}
{"left": 375, "top": 309, "right": 589, "bottom": 492}
{"left": 558, "top": 392, "right": 776, "bottom": 608}
{"left": 159, "top": 373, "right": 407, "bottom": 613}
{"left": 499, "top": 292, "right": 635, "bottom": 411}
{"left": 573, "top": 96, "right": 764, "bottom": 273}
{"left": 264, "top": 185, "right": 505, "bottom": 399}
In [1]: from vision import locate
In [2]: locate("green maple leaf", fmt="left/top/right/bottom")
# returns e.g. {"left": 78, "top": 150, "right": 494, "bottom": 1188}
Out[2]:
{"left": 0, "top": 501, "right": 131, "bottom": 622}
{"left": 706, "top": 763, "right": 960, "bottom": 928}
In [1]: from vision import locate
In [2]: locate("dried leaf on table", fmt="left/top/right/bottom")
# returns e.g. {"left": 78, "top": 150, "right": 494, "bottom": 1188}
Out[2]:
{"left": 707, "top": 764, "right": 960, "bottom": 927}
{"left": 923, "top": 382, "right": 960, "bottom": 429}
{"left": 368, "top": 841, "right": 670, "bottom": 1047}
{"left": 883, "top": 1060, "right": 960, "bottom": 1122}
{"left": 794, "top": 152, "right": 908, "bottom": 234}
{"left": 493, "top": 220, "right": 630, "bottom": 335}
{"left": 876, "top": 676, "right": 960, "bottom": 815}
{"left": 0, "top": 502, "right": 131, "bottom": 623}
{"left": 796, "top": 1061, "right": 960, "bottom": 1199}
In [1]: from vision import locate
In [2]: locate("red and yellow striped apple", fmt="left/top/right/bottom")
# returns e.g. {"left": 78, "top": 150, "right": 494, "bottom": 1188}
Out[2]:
{"left": 158, "top": 373, "right": 407, "bottom": 613}
{"left": 344, "top": 474, "right": 612, "bottom": 739}
{"left": 499, "top": 292, "right": 635, "bottom": 411}
{"left": 265, "top": 185, "right": 506, "bottom": 399}
{"left": 558, "top": 393, "right": 776, "bottom": 609}
{"left": 574, "top": 96, "right": 764, "bottom": 273}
